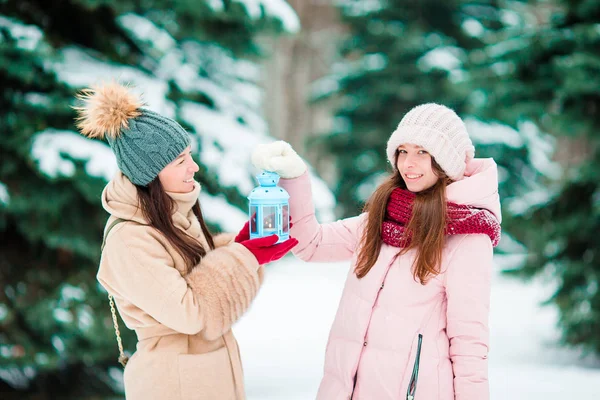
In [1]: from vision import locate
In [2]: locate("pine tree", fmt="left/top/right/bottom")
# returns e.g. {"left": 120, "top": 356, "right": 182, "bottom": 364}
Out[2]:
{"left": 0, "top": 0, "right": 299, "bottom": 397}
{"left": 467, "top": 0, "right": 600, "bottom": 355}
{"left": 315, "top": 0, "right": 556, "bottom": 261}
{"left": 314, "top": 0, "right": 505, "bottom": 217}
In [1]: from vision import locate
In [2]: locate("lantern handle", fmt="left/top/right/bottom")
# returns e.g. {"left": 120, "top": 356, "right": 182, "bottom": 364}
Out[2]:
{"left": 256, "top": 171, "right": 280, "bottom": 187}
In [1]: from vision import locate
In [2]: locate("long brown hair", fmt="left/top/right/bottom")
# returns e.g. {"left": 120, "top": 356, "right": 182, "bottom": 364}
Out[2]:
{"left": 354, "top": 155, "right": 451, "bottom": 284}
{"left": 136, "top": 179, "right": 215, "bottom": 274}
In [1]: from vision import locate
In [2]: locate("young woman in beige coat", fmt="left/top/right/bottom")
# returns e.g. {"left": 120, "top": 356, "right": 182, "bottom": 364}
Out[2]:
{"left": 75, "top": 82, "right": 297, "bottom": 400}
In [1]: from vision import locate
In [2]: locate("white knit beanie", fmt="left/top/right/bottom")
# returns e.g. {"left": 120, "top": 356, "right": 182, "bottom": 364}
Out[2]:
{"left": 386, "top": 103, "right": 475, "bottom": 181}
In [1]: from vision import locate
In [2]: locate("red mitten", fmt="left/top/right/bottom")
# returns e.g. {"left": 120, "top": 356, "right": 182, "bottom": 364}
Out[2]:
{"left": 239, "top": 235, "right": 299, "bottom": 265}
{"left": 234, "top": 221, "right": 250, "bottom": 243}
{"left": 235, "top": 216, "right": 294, "bottom": 243}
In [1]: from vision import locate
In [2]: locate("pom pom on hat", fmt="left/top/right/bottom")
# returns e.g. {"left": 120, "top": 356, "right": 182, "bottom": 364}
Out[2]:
{"left": 75, "top": 82, "right": 143, "bottom": 140}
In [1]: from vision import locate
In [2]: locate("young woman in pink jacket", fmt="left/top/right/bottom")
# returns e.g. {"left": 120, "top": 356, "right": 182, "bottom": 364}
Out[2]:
{"left": 252, "top": 103, "right": 501, "bottom": 400}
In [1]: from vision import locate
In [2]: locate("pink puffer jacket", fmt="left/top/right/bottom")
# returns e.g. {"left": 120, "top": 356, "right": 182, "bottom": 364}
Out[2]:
{"left": 280, "top": 158, "right": 501, "bottom": 400}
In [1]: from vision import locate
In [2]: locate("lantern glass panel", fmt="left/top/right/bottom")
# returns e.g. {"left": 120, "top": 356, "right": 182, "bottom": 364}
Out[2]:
{"left": 262, "top": 206, "right": 277, "bottom": 233}
{"left": 250, "top": 206, "right": 258, "bottom": 234}
{"left": 282, "top": 205, "right": 289, "bottom": 233}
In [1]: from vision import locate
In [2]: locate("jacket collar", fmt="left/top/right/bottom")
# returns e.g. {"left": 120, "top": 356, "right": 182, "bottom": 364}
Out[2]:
{"left": 446, "top": 158, "right": 502, "bottom": 223}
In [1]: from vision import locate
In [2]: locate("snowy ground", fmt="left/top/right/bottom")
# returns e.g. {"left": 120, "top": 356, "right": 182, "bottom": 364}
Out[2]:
{"left": 234, "top": 256, "right": 600, "bottom": 400}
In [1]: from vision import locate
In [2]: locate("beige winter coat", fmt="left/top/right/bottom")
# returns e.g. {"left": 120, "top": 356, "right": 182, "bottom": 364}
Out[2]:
{"left": 98, "top": 172, "right": 263, "bottom": 400}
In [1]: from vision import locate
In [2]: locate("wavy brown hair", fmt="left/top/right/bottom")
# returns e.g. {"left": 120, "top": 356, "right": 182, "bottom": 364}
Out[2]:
{"left": 354, "top": 153, "right": 451, "bottom": 284}
{"left": 136, "top": 179, "right": 214, "bottom": 274}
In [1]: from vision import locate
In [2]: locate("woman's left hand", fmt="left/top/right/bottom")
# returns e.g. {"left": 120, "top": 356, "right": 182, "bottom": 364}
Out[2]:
{"left": 234, "top": 221, "right": 250, "bottom": 243}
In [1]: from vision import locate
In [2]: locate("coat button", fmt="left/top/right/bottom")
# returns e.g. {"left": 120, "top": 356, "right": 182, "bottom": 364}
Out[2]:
{"left": 363, "top": 341, "right": 367, "bottom": 346}
{"left": 380, "top": 283, "right": 384, "bottom": 289}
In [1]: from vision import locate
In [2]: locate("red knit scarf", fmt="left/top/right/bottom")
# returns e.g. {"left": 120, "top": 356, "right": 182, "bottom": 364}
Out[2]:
{"left": 382, "top": 188, "right": 501, "bottom": 248}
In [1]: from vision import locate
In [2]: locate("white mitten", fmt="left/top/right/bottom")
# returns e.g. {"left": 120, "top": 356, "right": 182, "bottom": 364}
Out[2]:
{"left": 251, "top": 141, "right": 307, "bottom": 179}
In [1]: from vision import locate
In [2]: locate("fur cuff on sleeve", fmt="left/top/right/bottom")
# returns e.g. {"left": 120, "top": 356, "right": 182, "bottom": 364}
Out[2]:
{"left": 184, "top": 243, "right": 262, "bottom": 340}
{"left": 213, "top": 233, "right": 236, "bottom": 248}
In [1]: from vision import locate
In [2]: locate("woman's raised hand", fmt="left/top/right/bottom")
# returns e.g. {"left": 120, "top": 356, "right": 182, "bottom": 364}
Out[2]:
{"left": 251, "top": 141, "right": 307, "bottom": 179}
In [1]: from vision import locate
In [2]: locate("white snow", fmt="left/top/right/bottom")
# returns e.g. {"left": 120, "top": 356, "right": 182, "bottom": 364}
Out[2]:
{"left": 51, "top": 335, "right": 65, "bottom": 354}
{"left": 418, "top": 46, "right": 464, "bottom": 72}
{"left": 496, "top": 231, "right": 528, "bottom": 255}
{"left": 322, "top": 53, "right": 388, "bottom": 95}
{"left": 199, "top": 190, "right": 248, "bottom": 233}
{"left": 51, "top": 47, "right": 176, "bottom": 118}
{"left": 108, "top": 367, "right": 125, "bottom": 393}
{"left": 506, "top": 187, "right": 553, "bottom": 216}
{"left": 0, "top": 182, "right": 9, "bottom": 205}
{"left": 519, "top": 120, "right": 562, "bottom": 180}
{"left": 490, "top": 60, "right": 515, "bottom": 76}
{"left": 236, "top": 0, "right": 262, "bottom": 19}
{"left": 77, "top": 306, "right": 94, "bottom": 331}
{"left": 485, "top": 37, "right": 529, "bottom": 59}
{"left": 0, "top": 16, "right": 43, "bottom": 50}
{"left": 233, "top": 0, "right": 300, "bottom": 33}
{"left": 180, "top": 101, "right": 268, "bottom": 194}
{"left": 24, "top": 93, "right": 51, "bottom": 107}
{"left": 464, "top": 117, "right": 524, "bottom": 148}
{"left": 362, "top": 53, "right": 387, "bottom": 71}
{"left": 206, "top": 0, "right": 225, "bottom": 11}
{"left": 501, "top": 10, "right": 522, "bottom": 27}
{"left": 180, "top": 41, "right": 262, "bottom": 82}
{"left": 60, "top": 284, "right": 86, "bottom": 302}
{"left": 261, "top": 0, "right": 301, "bottom": 33}
{"left": 174, "top": 66, "right": 265, "bottom": 132}
{"left": 335, "top": 0, "right": 384, "bottom": 16}
{"left": 53, "top": 308, "right": 73, "bottom": 324}
{"left": 310, "top": 75, "right": 340, "bottom": 101}
{"left": 117, "top": 13, "right": 177, "bottom": 54}
{"left": 0, "top": 368, "right": 30, "bottom": 390}
{"left": 31, "top": 129, "right": 118, "bottom": 181}
{"left": 235, "top": 256, "right": 600, "bottom": 400}
{"left": 462, "top": 18, "right": 485, "bottom": 38}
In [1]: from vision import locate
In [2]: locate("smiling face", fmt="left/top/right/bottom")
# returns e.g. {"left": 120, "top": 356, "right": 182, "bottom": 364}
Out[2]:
{"left": 158, "top": 145, "right": 199, "bottom": 193}
{"left": 395, "top": 143, "right": 441, "bottom": 193}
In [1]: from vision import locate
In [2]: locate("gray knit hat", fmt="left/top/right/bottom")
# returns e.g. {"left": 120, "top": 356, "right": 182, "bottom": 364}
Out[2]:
{"left": 75, "top": 83, "right": 190, "bottom": 186}
{"left": 386, "top": 103, "right": 475, "bottom": 181}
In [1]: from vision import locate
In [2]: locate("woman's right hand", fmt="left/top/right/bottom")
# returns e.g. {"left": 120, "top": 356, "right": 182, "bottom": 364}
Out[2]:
{"left": 239, "top": 235, "right": 298, "bottom": 266}
{"left": 251, "top": 141, "right": 307, "bottom": 179}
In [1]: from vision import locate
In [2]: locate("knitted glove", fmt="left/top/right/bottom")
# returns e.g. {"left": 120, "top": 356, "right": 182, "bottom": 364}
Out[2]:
{"left": 239, "top": 235, "right": 298, "bottom": 265}
{"left": 234, "top": 216, "right": 294, "bottom": 243}
{"left": 251, "top": 141, "right": 307, "bottom": 179}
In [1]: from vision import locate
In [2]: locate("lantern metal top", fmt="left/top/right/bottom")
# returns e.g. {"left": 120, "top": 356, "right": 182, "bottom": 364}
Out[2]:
{"left": 256, "top": 171, "right": 280, "bottom": 186}
{"left": 248, "top": 171, "right": 289, "bottom": 202}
